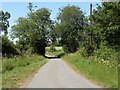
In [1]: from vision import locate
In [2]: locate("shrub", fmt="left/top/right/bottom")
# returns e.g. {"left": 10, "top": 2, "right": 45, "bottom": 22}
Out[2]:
{"left": 76, "top": 47, "right": 89, "bottom": 57}
{"left": 2, "top": 59, "right": 15, "bottom": 73}
{"left": 2, "top": 36, "right": 19, "bottom": 57}
{"left": 50, "top": 45, "right": 56, "bottom": 52}
{"left": 94, "top": 43, "right": 118, "bottom": 61}
{"left": 76, "top": 44, "right": 95, "bottom": 57}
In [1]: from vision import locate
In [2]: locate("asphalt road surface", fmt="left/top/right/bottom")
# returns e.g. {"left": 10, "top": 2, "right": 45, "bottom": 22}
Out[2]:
{"left": 26, "top": 58, "right": 101, "bottom": 88}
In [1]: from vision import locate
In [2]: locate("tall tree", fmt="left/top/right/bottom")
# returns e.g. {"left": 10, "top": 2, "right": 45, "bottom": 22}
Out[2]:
{"left": 91, "top": 2, "right": 120, "bottom": 50}
{"left": 0, "top": 11, "right": 18, "bottom": 57}
{"left": 0, "top": 11, "right": 11, "bottom": 36}
{"left": 11, "top": 8, "right": 52, "bottom": 55}
{"left": 28, "top": 8, "right": 52, "bottom": 55}
{"left": 56, "top": 5, "right": 85, "bottom": 52}
{"left": 11, "top": 17, "right": 31, "bottom": 51}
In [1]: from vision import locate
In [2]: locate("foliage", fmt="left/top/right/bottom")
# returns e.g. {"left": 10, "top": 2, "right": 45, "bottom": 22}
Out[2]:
{"left": 11, "top": 17, "right": 31, "bottom": 52}
{"left": 1, "top": 2, "right": 120, "bottom": 88}
{"left": 2, "top": 36, "right": 19, "bottom": 57}
{"left": 76, "top": 47, "right": 88, "bottom": 57}
{"left": 45, "top": 46, "right": 64, "bottom": 57}
{"left": 11, "top": 8, "right": 53, "bottom": 55}
{"left": 28, "top": 8, "right": 52, "bottom": 55}
{"left": 0, "top": 11, "right": 11, "bottom": 36}
{"left": 94, "top": 43, "right": 119, "bottom": 61}
{"left": 47, "top": 20, "right": 59, "bottom": 45}
{"left": 28, "top": 2, "right": 34, "bottom": 12}
{"left": 91, "top": 2, "right": 120, "bottom": 50}
{"left": 61, "top": 2, "right": 120, "bottom": 88}
{"left": 56, "top": 5, "right": 85, "bottom": 52}
{"left": 49, "top": 45, "right": 56, "bottom": 52}
{"left": 0, "top": 38, "right": 1, "bottom": 53}
{"left": 16, "top": 38, "right": 30, "bottom": 52}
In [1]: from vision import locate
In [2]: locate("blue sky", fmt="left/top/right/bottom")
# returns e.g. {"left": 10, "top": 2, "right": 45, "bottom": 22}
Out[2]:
{"left": 2, "top": 2, "right": 101, "bottom": 27}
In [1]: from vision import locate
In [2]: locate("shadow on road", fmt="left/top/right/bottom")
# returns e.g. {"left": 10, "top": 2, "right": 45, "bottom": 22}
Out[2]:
{"left": 44, "top": 55, "right": 59, "bottom": 59}
{"left": 44, "top": 53, "right": 65, "bottom": 59}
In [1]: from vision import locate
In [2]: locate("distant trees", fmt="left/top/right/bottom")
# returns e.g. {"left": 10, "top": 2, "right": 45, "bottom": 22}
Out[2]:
{"left": 3, "top": 2, "right": 120, "bottom": 57}
{"left": 28, "top": 8, "right": 52, "bottom": 55}
{"left": 11, "top": 8, "right": 52, "bottom": 55}
{"left": 55, "top": 5, "right": 85, "bottom": 52}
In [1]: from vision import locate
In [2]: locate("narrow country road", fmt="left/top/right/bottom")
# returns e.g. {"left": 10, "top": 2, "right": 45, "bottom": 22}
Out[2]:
{"left": 25, "top": 58, "right": 101, "bottom": 88}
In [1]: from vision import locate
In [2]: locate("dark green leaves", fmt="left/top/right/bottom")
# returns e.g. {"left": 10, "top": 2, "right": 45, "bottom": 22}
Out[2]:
{"left": 11, "top": 8, "right": 52, "bottom": 55}
{"left": 0, "top": 11, "right": 11, "bottom": 36}
{"left": 56, "top": 5, "right": 85, "bottom": 52}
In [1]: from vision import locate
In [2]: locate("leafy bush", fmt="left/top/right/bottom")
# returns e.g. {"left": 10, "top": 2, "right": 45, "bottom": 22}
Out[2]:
{"left": 0, "top": 38, "right": 2, "bottom": 53}
{"left": 16, "top": 38, "right": 30, "bottom": 52}
{"left": 55, "top": 50, "right": 65, "bottom": 58}
{"left": 2, "top": 36, "right": 19, "bottom": 57}
{"left": 50, "top": 45, "right": 56, "bottom": 52}
{"left": 2, "top": 54, "right": 46, "bottom": 74}
{"left": 76, "top": 47, "right": 88, "bottom": 57}
{"left": 76, "top": 46, "right": 94, "bottom": 57}
{"left": 2, "top": 60, "right": 14, "bottom": 73}
{"left": 94, "top": 43, "right": 118, "bottom": 61}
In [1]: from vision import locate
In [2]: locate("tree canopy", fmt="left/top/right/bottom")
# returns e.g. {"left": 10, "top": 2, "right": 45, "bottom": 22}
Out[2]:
{"left": 11, "top": 8, "right": 52, "bottom": 55}
{"left": 55, "top": 5, "right": 85, "bottom": 52}
{"left": 3, "top": 2, "right": 120, "bottom": 57}
{"left": 0, "top": 11, "right": 11, "bottom": 36}
{"left": 91, "top": 2, "right": 120, "bottom": 50}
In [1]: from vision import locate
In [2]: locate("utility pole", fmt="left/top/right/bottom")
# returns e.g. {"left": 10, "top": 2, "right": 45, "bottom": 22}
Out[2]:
{"left": 90, "top": 4, "right": 92, "bottom": 16}
{"left": 90, "top": 3, "right": 92, "bottom": 46}
{"left": 88, "top": 3, "right": 93, "bottom": 56}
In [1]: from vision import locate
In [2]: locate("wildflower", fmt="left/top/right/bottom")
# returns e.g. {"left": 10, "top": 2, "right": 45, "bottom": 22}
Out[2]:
{"left": 103, "top": 60, "right": 107, "bottom": 64}
{"left": 101, "top": 59, "right": 104, "bottom": 62}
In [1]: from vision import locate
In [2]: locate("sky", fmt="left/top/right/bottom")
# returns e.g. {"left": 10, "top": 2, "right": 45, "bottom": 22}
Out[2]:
{"left": 1, "top": 1, "right": 101, "bottom": 43}
{"left": 1, "top": 2, "right": 101, "bottom": 27}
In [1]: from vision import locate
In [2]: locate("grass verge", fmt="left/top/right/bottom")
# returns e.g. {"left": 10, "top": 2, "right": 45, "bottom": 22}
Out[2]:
{"left": 2, "top": 54, "right": 48, "bottom": 88}
{"left": 62, "top": 53, "right": 118, "bottom": 88}
{"left": 45, "top": 46, "right": 64, "bottom": 57}
{"left": 0, "top": 57, "right": 2, "bottom": 89}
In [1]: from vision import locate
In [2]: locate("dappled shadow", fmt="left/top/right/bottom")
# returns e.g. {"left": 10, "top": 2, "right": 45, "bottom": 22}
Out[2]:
{"left": 57, "top": 53, "right": 65, "bottom": 58}
{"left": 44, "top": 53, "right": 65, "bottom": 59}
{"left": 44, "top": 55, "right": 59, "bottom": 59}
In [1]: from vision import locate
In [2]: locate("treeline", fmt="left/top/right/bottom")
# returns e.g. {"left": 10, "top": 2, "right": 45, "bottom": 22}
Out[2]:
{"left": 1, "top": 2, "right": 120, "bottom": 59}
{"left": 0, "top": 11, "right": 19, "bottom": 57}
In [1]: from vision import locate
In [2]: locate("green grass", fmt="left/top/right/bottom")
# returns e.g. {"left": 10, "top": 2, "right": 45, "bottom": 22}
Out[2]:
{"left": 46, "top": 46, "right": 62, "bottom": 51}
{"left": 45, "top": 46, "right": 64, "bottom": 57}
{"left": 0, "top": 57, "right": 2, "bottom": 90}
{"left": 2, "top": 54, "right": 48, "bottom": 88}
{"left": 62, "top": 53, "right": 118, "bottom": 88}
